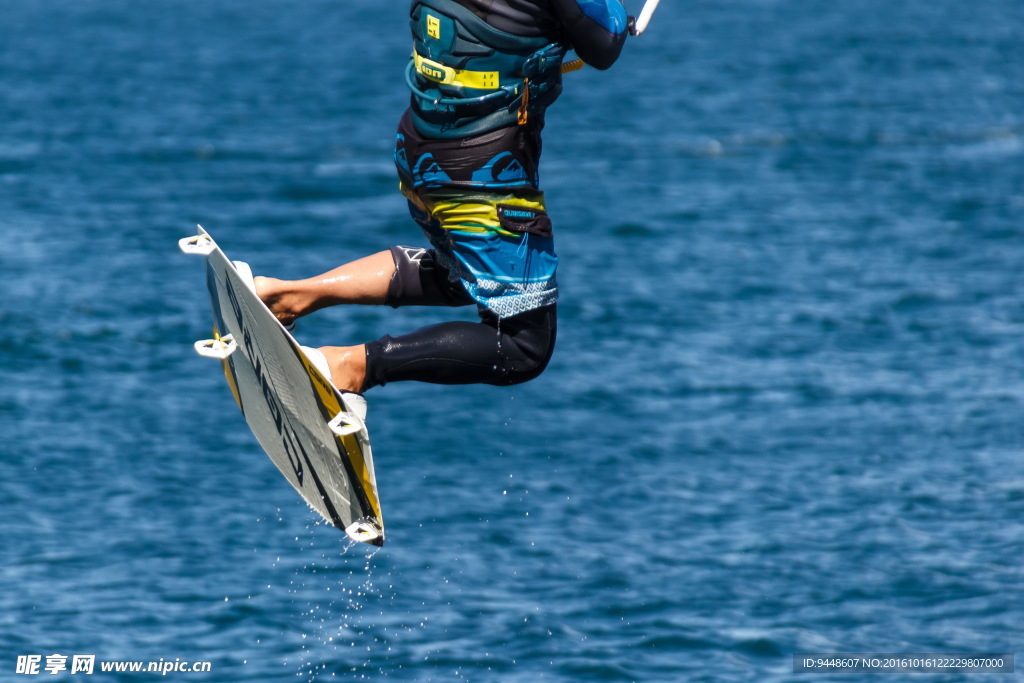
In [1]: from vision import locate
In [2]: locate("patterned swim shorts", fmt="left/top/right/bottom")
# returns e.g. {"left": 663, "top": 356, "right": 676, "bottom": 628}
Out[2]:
{"left": 401, "top": 184, "right": 558, "bottom": 319}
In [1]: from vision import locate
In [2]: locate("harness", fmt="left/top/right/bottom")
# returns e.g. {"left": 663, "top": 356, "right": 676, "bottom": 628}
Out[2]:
{"left": 407, "top": 0, "right": 567, "bottom": 138}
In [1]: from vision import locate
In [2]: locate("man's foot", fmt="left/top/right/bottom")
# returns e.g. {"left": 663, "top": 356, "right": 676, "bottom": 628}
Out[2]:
{"left": 252, "top": 275, "right": 302, "bottom": 330}
{"left": 316, "top": 344, "right": 368, "bottom": 395}
{"left": 232, "top": 261, "right": 298, "bottom": 330}
{"left": 300, "top": 346, "right": 367, "bottom": 421}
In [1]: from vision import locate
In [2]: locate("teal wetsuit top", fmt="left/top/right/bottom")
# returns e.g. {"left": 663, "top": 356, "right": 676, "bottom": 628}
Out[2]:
{"left": 404, "top": 0, "right": 628, "bottom": 140}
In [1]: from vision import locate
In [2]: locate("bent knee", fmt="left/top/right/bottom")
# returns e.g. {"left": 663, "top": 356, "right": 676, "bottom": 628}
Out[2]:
{"left": 494, "top": 306, "right": 557, "bottom": 386}
{"left": 500, "top": 345, "right": 554, "bottom": 385}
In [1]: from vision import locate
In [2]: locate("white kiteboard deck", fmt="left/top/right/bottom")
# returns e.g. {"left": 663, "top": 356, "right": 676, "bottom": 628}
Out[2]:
{"left": 180, "top": 226, "right": 384, "bottom": 546}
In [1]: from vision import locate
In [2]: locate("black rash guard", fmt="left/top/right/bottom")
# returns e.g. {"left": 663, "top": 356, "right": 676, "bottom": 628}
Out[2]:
{"left": 456, "top": 0, "right": 627, "bottom": 68}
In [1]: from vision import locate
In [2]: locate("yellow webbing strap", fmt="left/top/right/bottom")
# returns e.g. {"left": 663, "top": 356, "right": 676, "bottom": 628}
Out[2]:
{"left": 414, "top": 52, "right": 500, "bottom": 90}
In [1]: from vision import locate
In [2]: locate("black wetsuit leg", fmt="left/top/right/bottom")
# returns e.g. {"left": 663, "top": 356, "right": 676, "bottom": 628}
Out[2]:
{"left": 361, "top": 245, "right": 557, "bottom": 389}
{"left": 364, "top": 305, "right": 556, "bottom": 389}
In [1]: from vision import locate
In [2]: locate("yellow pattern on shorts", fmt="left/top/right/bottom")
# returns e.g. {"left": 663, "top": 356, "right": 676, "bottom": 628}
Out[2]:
{"left": 400, "top": 184, "right": 546, "bottom": 237}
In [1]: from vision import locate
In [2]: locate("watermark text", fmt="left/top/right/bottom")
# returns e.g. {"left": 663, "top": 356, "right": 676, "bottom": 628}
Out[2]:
{"left": 16, "top": 655, "right": 212, "bottom": 676}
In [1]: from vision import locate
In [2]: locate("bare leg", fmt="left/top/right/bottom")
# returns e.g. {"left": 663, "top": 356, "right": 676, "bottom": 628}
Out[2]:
{"left": 254, "top": 251, "right": 394, "bottom": 393}
{"left": 317, "top": 344, "right": 367, "bottom": 394}
{"left": 253, "top": 250, "right": 396, "bottom": 327}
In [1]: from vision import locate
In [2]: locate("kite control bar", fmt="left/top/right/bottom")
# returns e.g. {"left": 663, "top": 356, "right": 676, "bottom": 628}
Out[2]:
{"left": 628, "top": 0, "right": 660, "bottom": 36}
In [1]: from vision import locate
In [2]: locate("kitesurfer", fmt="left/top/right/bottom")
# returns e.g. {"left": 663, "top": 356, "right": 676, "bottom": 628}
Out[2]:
{"left": 255, "top": 0, "right": 628, "bottom": 398}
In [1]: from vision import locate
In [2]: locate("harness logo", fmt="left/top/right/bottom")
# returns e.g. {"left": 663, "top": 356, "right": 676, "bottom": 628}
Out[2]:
{"left": 419, "top": 62, "right": 445, "bottom": 82}
{"left": 427, "top": 14, "right": 441, "bottom": 40}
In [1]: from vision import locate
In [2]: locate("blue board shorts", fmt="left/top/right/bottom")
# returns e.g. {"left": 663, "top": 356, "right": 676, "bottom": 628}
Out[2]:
{"left": 401, "top": 185, "right": 558, "bottom": 319}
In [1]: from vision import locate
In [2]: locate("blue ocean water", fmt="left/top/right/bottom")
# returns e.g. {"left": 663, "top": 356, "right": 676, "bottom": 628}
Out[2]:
{"left": 2, "top": 0, "right": 1024, "bottom": 680}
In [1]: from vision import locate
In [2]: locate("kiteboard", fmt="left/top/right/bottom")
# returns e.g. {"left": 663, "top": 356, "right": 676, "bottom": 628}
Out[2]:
{"left": 179, "top": 226, "right": 384, "bottom": 546}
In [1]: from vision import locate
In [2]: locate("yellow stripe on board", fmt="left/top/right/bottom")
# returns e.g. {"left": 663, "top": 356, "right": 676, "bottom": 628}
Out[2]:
{"left": 296, "top": 351, "right": 382, "bottom": 522}
{"left": 214, "top": 325, "right": 243, "bottom": 410}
